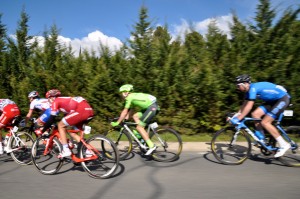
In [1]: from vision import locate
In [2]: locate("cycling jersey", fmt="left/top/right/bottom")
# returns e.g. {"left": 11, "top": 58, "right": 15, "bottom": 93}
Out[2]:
{"left": 49, "top": 96, "right": 94, "bottom": 129}
{"left": 0, "top": 99, "right": 16, "bottom": 111}
{"left": 0, "top": 99, "right": 20, "bottom": 127}
{"left": 246, "top": 82, "right": 290, "bottom": 102}
{"left": 29, "top": 98, "right": 50, "bottom": 111}
{"left": 124, "top": 93, "right": 157, "bottom": 110}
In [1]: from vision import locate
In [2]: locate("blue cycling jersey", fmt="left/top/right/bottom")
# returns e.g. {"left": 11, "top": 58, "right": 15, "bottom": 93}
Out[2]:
{"left": 246, "top": 82, "right": 290, "bottom": 101}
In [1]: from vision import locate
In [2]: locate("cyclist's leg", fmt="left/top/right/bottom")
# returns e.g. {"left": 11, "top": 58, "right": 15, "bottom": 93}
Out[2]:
{"left": 252, "top": 106, "right": 266, "bottom": 135}
{"left": 134, "top": 103, "right": 158, "bottom": 153}
{"left": 261, "top": 96, "right": 290, "bottom": 157}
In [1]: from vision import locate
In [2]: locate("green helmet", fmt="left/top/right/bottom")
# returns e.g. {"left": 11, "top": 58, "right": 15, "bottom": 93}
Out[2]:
{"left": 119, "top": 84, "right": 133, "bottom": 92}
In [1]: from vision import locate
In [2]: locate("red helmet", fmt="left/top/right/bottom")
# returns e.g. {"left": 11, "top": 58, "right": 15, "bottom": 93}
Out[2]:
{"left": 45, "top": 89, "right": 61, "bottom": 98}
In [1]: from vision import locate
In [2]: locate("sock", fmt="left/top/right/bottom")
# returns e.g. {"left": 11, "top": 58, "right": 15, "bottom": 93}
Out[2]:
{"left": 145, "top": 140, "right": 154, "bottom": 148}
{"left": 63, "top": 144, "right": 70, "bottom": 151}
{"left": 276, "top": 136, "right": 288, "bottom": 147}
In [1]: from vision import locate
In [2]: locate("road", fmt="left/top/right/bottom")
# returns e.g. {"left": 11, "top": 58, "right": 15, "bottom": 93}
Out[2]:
{"left": 1, "top": 146, "right": 300, "bottom": 199}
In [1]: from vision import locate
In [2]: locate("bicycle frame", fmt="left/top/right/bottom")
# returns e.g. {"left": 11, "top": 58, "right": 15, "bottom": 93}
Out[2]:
{"left": 4, "top": 125, "right": 27, "bottom": 153}
{"left": 232, "top": 112, "right": 298, "bottom": 152}
{"left": 120, "top": 121, "right": 160, "bottom": 150}
{"left": 44, "top": 128, "right": 100, "bottom": 163}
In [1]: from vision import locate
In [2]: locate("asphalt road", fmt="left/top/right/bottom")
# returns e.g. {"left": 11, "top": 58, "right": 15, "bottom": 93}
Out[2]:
{"left": 1, "top": 147, "right": 300, "bottom": 199}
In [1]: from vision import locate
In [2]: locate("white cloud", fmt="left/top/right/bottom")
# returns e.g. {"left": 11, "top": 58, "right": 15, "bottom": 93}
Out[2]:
{"left": 27, "top": 30, "right": 123, "bottom": 57}
{"left": 171, "top": 14, "right": 233, "bottom": 41}
{"left": 61, "top": 31, "right": 123, "bottom": 56}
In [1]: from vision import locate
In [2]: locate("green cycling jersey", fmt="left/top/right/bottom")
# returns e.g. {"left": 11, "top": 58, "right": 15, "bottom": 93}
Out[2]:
{"left": 124, "top": 93, "right": 157, "bottom": 110}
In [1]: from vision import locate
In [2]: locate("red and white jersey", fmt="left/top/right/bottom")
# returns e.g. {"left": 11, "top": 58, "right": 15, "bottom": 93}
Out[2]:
{"left": 30, "top": 98, "right": 50, "bottom": 111}
{"left": 0, "top": 99, "right": 16, "bottom": 112}
{"left": 50, "top": 97, "right": 87, "bottom": 115}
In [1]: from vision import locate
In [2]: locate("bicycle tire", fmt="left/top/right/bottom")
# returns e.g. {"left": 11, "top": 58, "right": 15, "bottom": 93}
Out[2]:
{"left": 211, "top": 127, "right": 251, "bottom": 165}
{"left": 277, "top": 127, "right": 300, "bottom": 167}
{"left": 80, "top": 134, "right": 119, "bottom": 179}
{"left": 9, "top": 132, "right": 34, "bottom": 165}
{"left": 149, "top": 127, "right": 183, "bottom": 162}
{"left": 31, "top": 137, "right": 64, "bottom": 175}
{"left": 104, "top": 129, "right": 133, "bottom": 160}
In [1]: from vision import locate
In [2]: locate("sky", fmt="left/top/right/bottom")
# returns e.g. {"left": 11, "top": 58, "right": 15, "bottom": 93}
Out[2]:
{"left": 0, "top": 0, "right": 299, "bottom": 56}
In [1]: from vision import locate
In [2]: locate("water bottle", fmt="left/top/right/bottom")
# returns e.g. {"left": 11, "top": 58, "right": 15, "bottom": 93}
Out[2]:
{"left": 254, "top": 130, "right": 265, "bottom": 141}
{"left": 132, "top": 129, "right": 142, "bottom": 139}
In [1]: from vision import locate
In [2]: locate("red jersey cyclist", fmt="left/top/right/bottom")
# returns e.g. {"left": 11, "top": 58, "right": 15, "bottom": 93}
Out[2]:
{"left": 38, "top": 89, "right": 94, "bottom": 158}
{"left": 111, "top": 84, "right": 159, "bottom": 156}
{"left": 0, "top": 99, "right": 21, "bottom": 155}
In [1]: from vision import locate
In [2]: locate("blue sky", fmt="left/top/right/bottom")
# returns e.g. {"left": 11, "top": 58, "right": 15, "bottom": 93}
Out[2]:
{"left": 1, "top": 0, "right": 298, "bottom": 56}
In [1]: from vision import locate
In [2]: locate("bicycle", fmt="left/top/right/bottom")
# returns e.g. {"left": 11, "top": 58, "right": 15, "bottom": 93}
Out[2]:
{"left": 1, "top": 116, "right": 34, "bottom": 165}
{"left": 211, "top": 110, "right": 300, "bottom": 166}
{"left": 104, "top": 119, "right": 183, "bottom": 162}
{"left": 31, "top": 120, "right": 120, "bottom": 179}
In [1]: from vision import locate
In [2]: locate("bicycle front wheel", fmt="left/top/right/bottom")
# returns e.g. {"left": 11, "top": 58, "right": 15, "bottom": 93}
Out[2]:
{"left": 149, "top": 127, "right": 183, "bottom": 162}
{"left": 80, "top": 134, "right": 119, "bottom": 179}
{"left": 9, "top": 132, "right": 34, "bottom": 165}
{"left": 211, "top": 127, "right": 251, "bottom": 165}
{"left": 104, "top": 129, "right": 132, "bottom": 160}
{"left": 31, "top": 137, "right": 64, "bottom": 175}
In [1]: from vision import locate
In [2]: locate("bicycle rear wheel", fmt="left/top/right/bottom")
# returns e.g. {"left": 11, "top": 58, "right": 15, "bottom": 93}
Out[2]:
{"left": 9, "top": 132, "right": 34, "bottom": 165}
{"left": 149, "top": 127, "right": 183, "bottom": 162}
{"left": 211, "top": 127, "right": 251, "bottom": 165}
{"left": 80, "top": 134, "right": 119, "bottom": 179}
{"left": 104, "top": 129, "right": 132, "bottom": 160}
{"left": 31, "top": 137, "right": 64, "bottom": 175}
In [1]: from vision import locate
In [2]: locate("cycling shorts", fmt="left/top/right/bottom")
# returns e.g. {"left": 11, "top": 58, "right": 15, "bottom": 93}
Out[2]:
{"left": 61, "top": 101, "right": 94, "bottom": 130}
{"left": 37, "top": 108, "right": 51, "bottom": 124}
{"left": 137, "top": 103, "right": 159, "bottom": 127}
{"left": 259, "top": 95, "right": 290, "bottom": 119}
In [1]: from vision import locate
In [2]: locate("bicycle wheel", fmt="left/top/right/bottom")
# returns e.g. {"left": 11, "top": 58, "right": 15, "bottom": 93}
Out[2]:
{"left": 9, "top": 132, "right": 34, "bottom": 165}
{"left": 80, "top": 134, "right": 119, "bottom": 179}
{"left": 104, "top": 129, "right": 132, "bottom": 160}
{"left": 149, "top": 127, "right": 183, "bottom": 162}
{"left": 31, "top": 137, "right": 64, "bottom": 175}
{"left": 211, "top": 127, "right": 251, "bottom": 165}
{"left": 277, "top": 127, "right": 300, "bottom": 166}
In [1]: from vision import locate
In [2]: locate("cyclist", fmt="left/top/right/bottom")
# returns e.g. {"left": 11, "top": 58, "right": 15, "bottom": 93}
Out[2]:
{"left": 0, "top": 99, "right": 21, "bottom": 155}
{"left": 37, "top": 89, "right": 94, "bottom": 158}
{"left": 229, "top": 74, "right": 291, "bottom": 158}
{"left": 111, "top": 84, "right": 159, "bottom": 156}
{"left": 24, "top": 91, "right": 51, "bottom": 135}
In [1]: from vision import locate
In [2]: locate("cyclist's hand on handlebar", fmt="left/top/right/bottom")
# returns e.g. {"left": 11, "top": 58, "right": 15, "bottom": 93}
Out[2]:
{"left": 111, "top": 121, "right": 120, "bottom": 127}
{"left": 229, "top": 116, "right": 240, "bottom": 125}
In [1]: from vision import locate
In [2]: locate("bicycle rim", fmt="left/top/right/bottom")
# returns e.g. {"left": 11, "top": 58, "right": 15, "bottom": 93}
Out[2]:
{"left": 211, "top": 127, "right": 251, "bottom": 165}
{"left": 9, "top": 132, "right": 34, "bottom": 165}
{"left": 150, "top": 127, "right": 183, "bottom": 162}
{"left": 31, "top": 137, "right": 64, "bottom": 175}
{"left": 104, "top": 129, "right": 132, "bottom": 160}
{"left": 80, "top": 135, "right": 119, "bottom": 179}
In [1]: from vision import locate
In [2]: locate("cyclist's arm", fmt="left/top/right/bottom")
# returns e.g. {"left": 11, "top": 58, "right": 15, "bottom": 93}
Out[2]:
{"left": 237, "top": 100, "right": 254, "bottom": 120}
{"left": 117, "top": 108, "right": 130, "bottom": 124}
{"left": 25, "top": 109, "right": 34, "bottom": 124}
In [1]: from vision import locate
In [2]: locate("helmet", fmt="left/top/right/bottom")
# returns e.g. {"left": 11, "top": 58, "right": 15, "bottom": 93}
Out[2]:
{"left": 235, "top": 74, "right": 251, "bottom": 84}
{"left": 28, "top": 91, "right": 39, "bottom": 98}
{"left": 45, "top": 89, "right": 61, "bottom": 98}
{"left": 119, "top": 84, "right": 133, "bottom": 92}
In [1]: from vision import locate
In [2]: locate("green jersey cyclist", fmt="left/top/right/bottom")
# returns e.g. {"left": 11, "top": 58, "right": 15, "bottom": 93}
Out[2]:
{"left": 111, "top": 84, "right": 159, "bottom": 156}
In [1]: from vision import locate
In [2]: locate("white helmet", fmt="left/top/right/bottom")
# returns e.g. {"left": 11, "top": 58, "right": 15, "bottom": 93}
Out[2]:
{"left": 28, "top": 91, "right": 39, "bottom": 98}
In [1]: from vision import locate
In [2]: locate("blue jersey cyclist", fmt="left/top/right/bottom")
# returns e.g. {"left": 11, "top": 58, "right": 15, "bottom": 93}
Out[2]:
{"left": 111, "top": 84, "right": 159, "bottom": 156}
{"left": 230, "top": 74, "right": 291, "bottom": 158}
{"left": 24, "top": 91, "right": 51, "bottom": 135}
